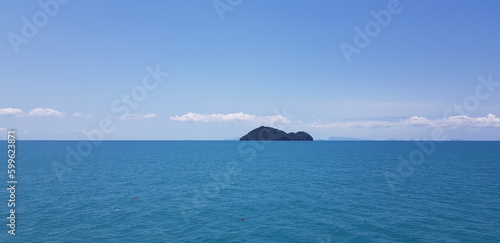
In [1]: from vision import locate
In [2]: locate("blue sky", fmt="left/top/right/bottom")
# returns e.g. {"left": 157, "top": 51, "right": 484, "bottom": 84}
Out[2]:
{"left": 1, "top": 0, "right": 500, "bottom": 140}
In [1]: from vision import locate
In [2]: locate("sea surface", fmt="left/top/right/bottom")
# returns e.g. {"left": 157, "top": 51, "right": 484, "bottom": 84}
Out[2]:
{"left": 2, "top": 141, "right": 499, "bottom": 242}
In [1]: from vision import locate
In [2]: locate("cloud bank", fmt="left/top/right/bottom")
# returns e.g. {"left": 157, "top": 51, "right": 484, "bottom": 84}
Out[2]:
{"left": 72, "top": 112, "right": 94, "bottom": 119}
{"left": 1, "top": 107, "right": 95, "bottom": 119}
{"left": 0, "top": 108, "right": 23, "bottom": 115}
{"left": 170, "top": 112, "right": 291, "bottom": 124}
{"left": 120, "top": 113, "right": 157, "bottom": 120}
{"left": 171, "top": 112, "right": 500, "bottom": 130}
{"left": 312, "top": 114, "right": 500, "bottom": 129}
{"left": 28, "top": 108, "right": 65, "bottom": 117}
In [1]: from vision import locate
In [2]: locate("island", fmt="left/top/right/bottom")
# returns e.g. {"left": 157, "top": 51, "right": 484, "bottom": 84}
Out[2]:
{"left": 239, "top": 126, "right": 313, "bottom": 141}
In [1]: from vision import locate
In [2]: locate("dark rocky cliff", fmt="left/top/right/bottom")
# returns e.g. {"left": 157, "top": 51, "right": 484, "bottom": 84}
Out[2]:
{"left": 239, "top": 126, "right": 313, "bottom": 141}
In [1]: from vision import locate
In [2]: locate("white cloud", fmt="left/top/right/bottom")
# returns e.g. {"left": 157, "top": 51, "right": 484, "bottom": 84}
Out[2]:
{"left": 428, "top": 114, "right": 500, "bottom": 128}
{"left": 170, "top": 112, "right": 255, "bottom": 122}
{"left": 28, "top": 108, "right": 65, "bottom": 117}
{"left": 402, "top": 116, "right": 433, "bottom": 126}
{"left": 120, "top": 113, "right": 157, "bottom": 120}
{"left": 311, "top": 120, "right": 395, "bottom": 129}
{"left": 72, "top": 112, "right": 93, "bottom": 119}
{"left": 0, "top": 108, "right": 23, "bottom": 116}
{"left": 258, "top": 114, "right": 291, "bottom": 124}
{"left": 170, "top": 112, "right": 291, "bottom": 124}
{"left": 170, "top": 112, "right": 500, "bottom": 131}
{"left": 0, "top": 128, "right": 5, "bottom": 132}
{"left": 312, "top": 114, "right": 500, "bottom": 129}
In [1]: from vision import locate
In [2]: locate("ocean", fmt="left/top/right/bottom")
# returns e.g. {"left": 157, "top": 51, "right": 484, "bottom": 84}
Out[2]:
{"left": 2, "top": 141, "right": 499, "bottom": 242}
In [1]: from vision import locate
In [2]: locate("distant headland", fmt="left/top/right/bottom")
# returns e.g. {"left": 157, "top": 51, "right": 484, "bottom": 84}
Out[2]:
{"left": 240, "top": 126, "right": 313, "bottom": 141}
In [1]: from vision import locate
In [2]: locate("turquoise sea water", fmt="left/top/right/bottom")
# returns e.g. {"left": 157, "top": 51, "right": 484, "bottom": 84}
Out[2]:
{"left": 2, "top": 141, "right": 499, "bottom": 242}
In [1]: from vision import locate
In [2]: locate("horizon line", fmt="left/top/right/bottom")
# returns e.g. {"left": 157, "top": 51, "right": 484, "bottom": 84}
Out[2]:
{"left": 2, "top": 139, "right": 500, "bottom": 142}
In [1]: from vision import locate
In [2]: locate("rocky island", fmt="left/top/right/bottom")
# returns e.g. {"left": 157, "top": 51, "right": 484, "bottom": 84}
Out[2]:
{"left": 240, "top": 126, "right": 313, "bottom": 141}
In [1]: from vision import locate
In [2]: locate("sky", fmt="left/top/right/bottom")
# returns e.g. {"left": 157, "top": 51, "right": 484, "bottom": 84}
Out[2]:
{"left": 1, "top": 0, "right": 500, "bottom": 140}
